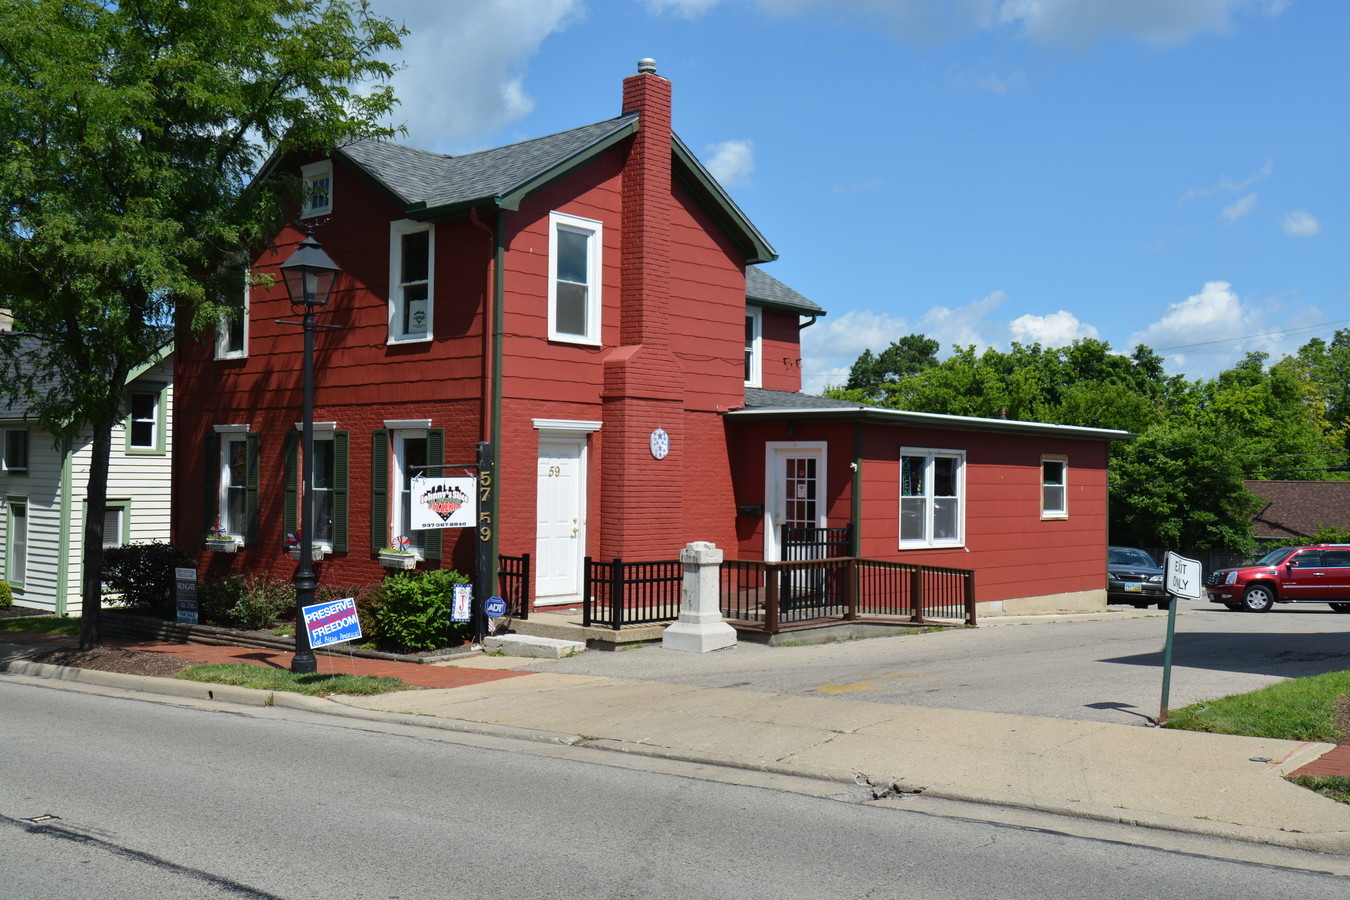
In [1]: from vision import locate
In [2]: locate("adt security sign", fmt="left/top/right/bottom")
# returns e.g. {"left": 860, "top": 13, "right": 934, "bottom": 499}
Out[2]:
{"left": 484, "top": 596, "right": 507, "bottom": 619}
{"left": 302, "top": 597, "right": 362, "bottom": 650}
{"left": 1164, "top": 551, "right": 1203, "bottom": 600}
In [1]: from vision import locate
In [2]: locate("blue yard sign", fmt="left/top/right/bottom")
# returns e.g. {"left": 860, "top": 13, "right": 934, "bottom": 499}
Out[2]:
{"left": 302, "top": 597, "right": 362, "bottom": 650}
{"left": 484, "top": 596, "right": 507, "bottom": 619}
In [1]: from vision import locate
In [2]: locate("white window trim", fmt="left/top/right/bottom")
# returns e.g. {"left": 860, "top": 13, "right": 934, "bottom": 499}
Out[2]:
{"left": 126, "top": 388, "right": 164, "bottom": 453}
{"left": 7, "top": 494, "right": 27, "bottom": 587}
{"left": 745, "top": 307, "right": 763, "bottom": 387}
{"left": 215, "top": 272, "right": 249, "bottom": 360}
{"left": 388, "top": 218, "right": 434, "bottom": 344}
{"left": 218, "top": 432, "right": 249, "bottom": 543}
{"left": 899, "top": 447, "right": 966, "bottom": 549}
{"left": 301, "top": 159, "right": 333, "bottom": 219}
{"left": 1041, "top": 454, "right": 1068, "bottom": 520}
{"left": 548, "top": 211, "right": 603, "bottom": 345}
{"left": 390, "top": 428, "right": 429, "bottom": 559}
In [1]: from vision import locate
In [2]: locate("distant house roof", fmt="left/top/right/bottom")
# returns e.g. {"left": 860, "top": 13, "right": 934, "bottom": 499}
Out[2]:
{"left": 1245, "top": 480, "right": 1350, "bottom": 540}
{"left": 735, "top": 388, "right": 1133, "bottom": 442}
{"left": 746, "top": 267, "right": 825, "bottom": 317}
{"left": 332, "top": 117, "right": 777, "bottom": 264}
{"left": 0, "top": 334, "right": 171, "bottom": 421}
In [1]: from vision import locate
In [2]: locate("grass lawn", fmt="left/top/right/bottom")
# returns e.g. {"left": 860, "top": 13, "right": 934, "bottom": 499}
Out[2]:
{"left": 180, "top": 662, "right": 409, "bottom": 697}
{"left": 0, "top": 616, "right": 81, "bottom": 636}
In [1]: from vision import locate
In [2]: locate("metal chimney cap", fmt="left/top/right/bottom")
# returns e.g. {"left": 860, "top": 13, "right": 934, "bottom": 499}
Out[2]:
{"left": 637, "top": 58, "right": 657, "bottom": 74}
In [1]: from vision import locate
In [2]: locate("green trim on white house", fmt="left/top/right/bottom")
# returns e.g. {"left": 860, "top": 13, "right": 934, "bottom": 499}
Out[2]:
{"left": 124, "top": 382, "right": 169, "bottom": 455}
{"left": 56, "top": 447, "right": 72, "bottom": 616}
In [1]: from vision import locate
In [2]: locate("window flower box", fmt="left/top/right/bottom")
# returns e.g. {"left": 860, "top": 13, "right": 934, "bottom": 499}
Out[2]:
{"left": 289, "top": 545, "right": 329, "bottom": 562}
{"left": 378, "top": 549, "right": 418, "bottom": 569}
{"left": 205, "top": 537, "right": 241, "bottom": 553}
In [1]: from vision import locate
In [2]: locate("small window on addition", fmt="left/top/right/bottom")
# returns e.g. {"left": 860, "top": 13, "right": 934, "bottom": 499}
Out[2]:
{"left": 1042, "top": 456, "right": 1067, "bottom": 518}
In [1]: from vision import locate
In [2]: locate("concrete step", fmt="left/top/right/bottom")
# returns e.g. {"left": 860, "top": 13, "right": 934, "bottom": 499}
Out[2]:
{"left": 483, "top": 634, "right": 586, "bottom": 659}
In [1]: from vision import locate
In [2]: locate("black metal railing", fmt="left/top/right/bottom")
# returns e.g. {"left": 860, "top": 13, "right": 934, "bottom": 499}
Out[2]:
{"left": 783, "top": 523, "right": 853, "bottom": 560}
{"left": 583, "top": 557, "right": 683, "bottom": 630}
{"left": 720, "top": 557, "right": 975, "bottom": 634}
{"left": 496, "top": 553, "right": 531, "bottom": 619}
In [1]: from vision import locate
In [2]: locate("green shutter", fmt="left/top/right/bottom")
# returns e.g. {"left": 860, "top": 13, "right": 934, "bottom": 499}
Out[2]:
{"left": 244, "top": 432, "right": 260, "bottom": 545}
{"left": 333, "top": 430, "right": 349, "bottom": 553}
{"left": 423, "top": 428, "right": 444, "bottom": 561}
{"left": 203, "top": 431, "right": 219, "bottom": 535}
{"left": 371, "top": 430, "right": 388, "bottom": 553}
{"left": 283, "top": 431, "right": 298, "bottom": 542}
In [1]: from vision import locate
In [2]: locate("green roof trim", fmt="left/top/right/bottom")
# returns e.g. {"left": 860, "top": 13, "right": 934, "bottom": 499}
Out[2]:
{"left": 672, "top": 134, "right": 776, "bottom": 265}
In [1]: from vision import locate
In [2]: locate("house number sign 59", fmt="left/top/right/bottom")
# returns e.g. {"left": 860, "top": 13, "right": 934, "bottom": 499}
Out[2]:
{"left": 649, "top": 428, "right": 669, "bottom": 460}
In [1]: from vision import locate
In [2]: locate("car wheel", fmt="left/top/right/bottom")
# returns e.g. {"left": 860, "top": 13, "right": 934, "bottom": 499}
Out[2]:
{"left": 1222, "top": 602, "right": 1243, "bottom": 611}
{"left": 1241, "top": 584, "right": 1275, "bottom": 612}
{"left": 1155, "top": 598, "right": 1173, "bottom": 610}
{"left": 1331, "top": 603, "right": 1350, "bottom": 614}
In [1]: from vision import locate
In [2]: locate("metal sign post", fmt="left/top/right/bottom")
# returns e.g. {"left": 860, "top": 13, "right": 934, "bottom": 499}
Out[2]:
{"left": 1158, "top": 551, "right": 1203, "bottom": 725}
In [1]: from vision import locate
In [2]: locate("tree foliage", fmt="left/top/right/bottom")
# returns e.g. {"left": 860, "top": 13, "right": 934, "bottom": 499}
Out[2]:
{"left": 829, "top": 334, "right": 1348, "bottom": 552}
{"left": 0, "top": 0, "right": 403, "bottom": 646}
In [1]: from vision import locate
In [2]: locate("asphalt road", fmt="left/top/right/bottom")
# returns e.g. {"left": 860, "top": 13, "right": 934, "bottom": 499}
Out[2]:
{"left": 528, "top": 596, "right": 1350, "bottom": 726}
{"left": 3, "top": 679, "right": 1348, "bottom": 899}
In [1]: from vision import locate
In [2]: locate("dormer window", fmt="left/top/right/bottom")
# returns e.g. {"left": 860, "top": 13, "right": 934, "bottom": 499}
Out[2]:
{"left": 301, "top": 160, "right": 333, "bottom": 219}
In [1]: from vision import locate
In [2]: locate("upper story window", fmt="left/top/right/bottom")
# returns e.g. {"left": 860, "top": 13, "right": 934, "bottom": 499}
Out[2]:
{"left": 745, "top": 308, "right": 763, "bottom": 387}
{"left": 389, "top": 219, "right": 433, "bottom": 343}
{"left": 301, "top": 160, "right": 333, "bottom": 218}
{"left": 127, "top": 389, "right": 163, "bottom": 453}
{"left": 2, "top": 429, "right": 28, "bottom": 475}
{"left": 215, "top": 271, "right": 248, "bottom": 359}
{"left": 548, "top": 211, "right": 602, "bottom": 345}
{"left": 900, "top": 448, "right": 965, "bottom": 548}
{"left": 1041, "top": 456, "right": 1067, "bottom": 519}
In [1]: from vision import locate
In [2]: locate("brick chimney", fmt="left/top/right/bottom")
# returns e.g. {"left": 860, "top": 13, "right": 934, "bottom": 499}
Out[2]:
{"left": 601, "top": 59, "right": 685, "bottom": 559}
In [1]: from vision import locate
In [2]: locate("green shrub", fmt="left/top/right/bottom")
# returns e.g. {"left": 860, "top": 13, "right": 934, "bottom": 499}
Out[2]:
{"left": 199, "top": 574, "right": 296, "bottom": 630}
{"left": 373, "top": 568, "right": 470, "bottom": 653}
{"left": 102, "top": 543, "right": 197, "bottom": 618}
{"left": 0, "top": 579, "right": 11, "bottom": 609}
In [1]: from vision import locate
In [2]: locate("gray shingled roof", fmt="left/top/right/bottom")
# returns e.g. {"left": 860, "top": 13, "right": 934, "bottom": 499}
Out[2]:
{"left": 1246, "top": 480, "right": 1350, "bottom": 539}
{"left": 0, "top": 334, "right": 63, "bottom": 419}
{"left": 339, "top": 116, "right": 638, "bottom": 212}
{"left": 746, "top": 267, "right": 825, "bottom": 316}
{"left": 736, "top": 388, "right": 1133, "bottom": 441}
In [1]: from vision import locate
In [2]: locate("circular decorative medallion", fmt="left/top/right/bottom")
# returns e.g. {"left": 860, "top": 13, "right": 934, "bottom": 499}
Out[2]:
{"left": 649, "top": 428, "right": 670, "bottom": 460}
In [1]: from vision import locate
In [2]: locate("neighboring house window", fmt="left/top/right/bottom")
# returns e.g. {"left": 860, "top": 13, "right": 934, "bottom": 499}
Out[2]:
{"left": 899, "top": 448, "right": 965, "bottom": 548}
{"left": 127, "top": 389, "right": 164, "bottom": 453}
{"left": 389, "top": 219, "right": 433, "bottom": 343}
{"left": 102, "top": 501, "right": 129, "bottom": 548}
{"left": 2, "top": 430, "right": 27, "bottom": 474}
{"left": 745, "top": 308, "right": 762, "bottom": 387}
{"left": 208, "top": 427, "right": 257, "bottom": 544}
{"left": 283, "top": 425, "right": 349, "bottom": 553}
{"left": 371, "top": 422, "right": 443, "bottom": 560}
{"left": 301, "top": 160, "right": 333, "bottom": 218}
{"left": 216, "top": 271, "right": 248, "bottom": 359}
{"left": 6, "top": 497, "right": 26, "bottom": 587}
{"left": 548, "top": 211, "right": 602, "bottom": 345}
{"left": 1042, "top": 456, "right": 1068, "bottom": 519}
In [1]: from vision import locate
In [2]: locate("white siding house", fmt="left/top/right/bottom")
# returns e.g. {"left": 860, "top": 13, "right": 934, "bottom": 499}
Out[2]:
{"left": 0, "top": 341, "right": 173, "bottom": 615}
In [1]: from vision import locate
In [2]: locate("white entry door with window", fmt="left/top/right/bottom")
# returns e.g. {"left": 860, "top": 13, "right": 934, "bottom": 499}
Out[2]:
{"left": 535, "top": 437, "right": 587, "bottom": 603}
{"left": 764, "top": 442, "right": 827, "bottom": 561}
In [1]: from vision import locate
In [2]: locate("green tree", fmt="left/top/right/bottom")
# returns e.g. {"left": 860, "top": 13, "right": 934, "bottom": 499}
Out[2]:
{"left": 0, "top": 0, "right": 403, "bottom": 648}
{"left": 844, "top": 333, "right": 939, "bottom": 398}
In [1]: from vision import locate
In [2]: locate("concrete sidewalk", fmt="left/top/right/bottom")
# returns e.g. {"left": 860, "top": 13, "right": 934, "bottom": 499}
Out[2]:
{"left": 3, "top": 629, "right": 1349, "bottom": 855}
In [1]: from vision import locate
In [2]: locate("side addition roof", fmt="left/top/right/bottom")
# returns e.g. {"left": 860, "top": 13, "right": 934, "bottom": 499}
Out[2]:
{"left": 746, "top": 266, "right": 826, "bottom": 317}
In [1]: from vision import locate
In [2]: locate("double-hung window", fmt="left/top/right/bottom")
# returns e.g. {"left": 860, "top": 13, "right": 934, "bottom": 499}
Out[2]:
{"left": 215, "top": 270, "right": 248, "bottom": 359}
{"left": 301, "top": 160, "right": 333, "bottom": 218}
{"left": 209, "top": 426, "right": 256, "bottom": 545}
{"left": 899, "top": 448, "right": 965, "bottom": 548}
{"left": 372, "top": 422, "right": 444, "bottom": 560}
{"left": 1041, "top": 456, "right": 1068, "bottom": 519}
{"left": 127, "top": 389, "right": 164, "bottom": 453}
{"left": 389, "top": 219, "right": 433, "bottom": 343}
{"left": 745, "top": 308, "right": 763, "bottom": 387}
{"left": 284, "top": 425, "right": 349, "bottom": 553}
{"left": 6, "top": 497, "right": 26, "bottom": 587}
{"left": 548, "top": 211, "right": 602, "bottom": 344}
{"left": 2, "top": 430, "right": 27, "bottom": 474}
{"left": 100, "top": 501, "right": 129, "bottom": 548}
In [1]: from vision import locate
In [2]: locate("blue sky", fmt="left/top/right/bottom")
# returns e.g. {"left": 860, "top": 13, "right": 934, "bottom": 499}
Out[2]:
{"left": 370, "top": 0, "right": 1345, "bottom": 392}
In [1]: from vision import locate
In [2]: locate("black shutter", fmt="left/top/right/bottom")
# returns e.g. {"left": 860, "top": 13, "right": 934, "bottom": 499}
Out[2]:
{"left": 333, "top": 430, "right": 349, "bottom": 552}
{"left": 371, "top": 430, "right": 388, "bottom": 553}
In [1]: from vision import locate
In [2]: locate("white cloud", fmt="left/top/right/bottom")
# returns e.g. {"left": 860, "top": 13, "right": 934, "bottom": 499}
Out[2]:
{"left": 1281, "top": 209, "right": 1322, "bottom": 237}
{"left": 1009, "top": 310, "right": 1099, "bottom": 345}
{"left": 971, "top": 69, "right": 1028, "bottom": 94}
{"left": 704, "top": 139, "right": 756, "bottom": 186}
{"left": 1126, "top": 280, "right": 1286, "bottom": 376}
{"left": 645, "top": 0, "right": 722, "bottom": 17}
{"left": 1220, "top": 192, "right": 1257, "bottom": 224}
{"left": 998, "top": 0, "right": 1282, "bottom": 48}
{"left": 1180, "top": 158, "right": 1273, "bottom": 204}
{"left": 377, "top": 0, "right": 584, "bottom": 152}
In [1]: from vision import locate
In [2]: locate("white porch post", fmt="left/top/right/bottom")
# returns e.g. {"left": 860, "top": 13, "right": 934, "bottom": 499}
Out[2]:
{"left": 662, "top": 541, "right": 737, "bottom": 653}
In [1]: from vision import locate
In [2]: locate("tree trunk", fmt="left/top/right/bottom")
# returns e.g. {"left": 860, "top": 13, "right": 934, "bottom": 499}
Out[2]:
{"left": 78, "top": 414, "right": 116, "bottom": 650}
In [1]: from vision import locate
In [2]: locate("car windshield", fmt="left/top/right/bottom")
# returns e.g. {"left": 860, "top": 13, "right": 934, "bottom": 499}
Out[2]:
{"left": 1253, "top": 547, "right": 1296, "bottom": 566}
{"left": 1109, "top": 548, "right": 1156, "bottom": 567}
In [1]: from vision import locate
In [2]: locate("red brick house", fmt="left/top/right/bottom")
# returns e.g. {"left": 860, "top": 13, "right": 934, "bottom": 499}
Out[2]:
{"left": 173, "top": 60, "right": 1129, "bottom": 615}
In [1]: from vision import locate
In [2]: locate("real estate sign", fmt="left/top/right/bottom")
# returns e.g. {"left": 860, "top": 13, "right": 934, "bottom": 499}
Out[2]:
{"left": 410, "top": 476, "right": 476, "bottom": 530}
{"left": 302, "top": 597, "right": 362, "bottom": 649}
{"left": 174, "top": 567, "right": 199, "bottom": 625}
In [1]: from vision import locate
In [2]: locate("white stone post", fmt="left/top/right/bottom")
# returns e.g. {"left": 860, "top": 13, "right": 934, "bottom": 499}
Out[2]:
{"left": 662, "top": 541, "right": 737, "bottom": 652}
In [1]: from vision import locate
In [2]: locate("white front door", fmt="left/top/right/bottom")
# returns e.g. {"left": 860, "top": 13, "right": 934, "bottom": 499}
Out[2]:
{"left": 764, "top": 443, "right": 826, "bottom": 562}
{"left": 536, "top": 438, "right": 586, "bottom": 603}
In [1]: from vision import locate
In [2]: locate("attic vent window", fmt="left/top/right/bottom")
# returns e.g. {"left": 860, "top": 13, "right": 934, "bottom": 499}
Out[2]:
{"left": 302, "top": 160, "right": 333, "bottom": 218}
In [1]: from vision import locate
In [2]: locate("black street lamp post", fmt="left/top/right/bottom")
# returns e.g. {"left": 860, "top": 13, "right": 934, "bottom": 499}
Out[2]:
{"left": 279, "top": 229, "right": 340, "bottom": 674}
